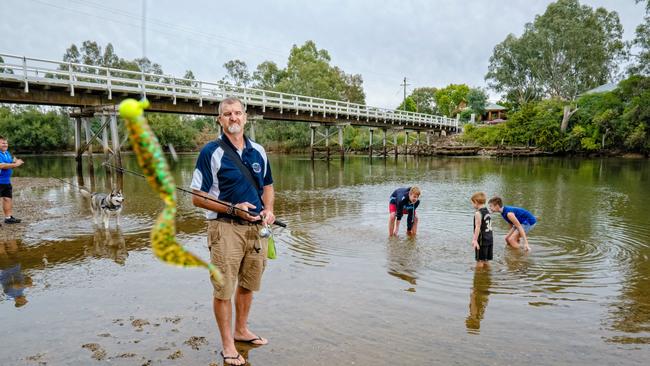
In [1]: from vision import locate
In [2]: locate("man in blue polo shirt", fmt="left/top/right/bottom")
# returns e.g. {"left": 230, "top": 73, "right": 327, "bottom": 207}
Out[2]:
{"left": 0, "top": 136, "right": 24, "bottom": 225}
{"left": 190, "top": 97, "right": 275, "bottom": 366}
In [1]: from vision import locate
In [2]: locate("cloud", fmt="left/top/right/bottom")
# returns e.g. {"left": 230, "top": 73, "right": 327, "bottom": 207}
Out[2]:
{"left": 1, "top": 0, "right": 645, "bottom": 107}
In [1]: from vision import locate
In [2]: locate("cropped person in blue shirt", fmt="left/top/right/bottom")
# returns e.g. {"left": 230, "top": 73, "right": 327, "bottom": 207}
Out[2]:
{"left": 0, "top": 136, "right": 24, "bottom": 225}
{"left": 488, "top": 196, "right": 537, "bottom": 252}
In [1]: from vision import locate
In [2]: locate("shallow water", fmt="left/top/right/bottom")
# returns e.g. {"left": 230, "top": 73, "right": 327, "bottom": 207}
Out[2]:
{"left": 1, "top": 155, "right": 649, "bottom": 365}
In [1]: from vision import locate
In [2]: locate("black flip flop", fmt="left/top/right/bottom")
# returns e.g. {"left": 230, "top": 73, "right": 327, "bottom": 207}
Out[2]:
{"left": 220, "top": 350, "right": 245, "bottom": 365}
{"left": 234, "top": 336, "right": 266, "bottom": 345}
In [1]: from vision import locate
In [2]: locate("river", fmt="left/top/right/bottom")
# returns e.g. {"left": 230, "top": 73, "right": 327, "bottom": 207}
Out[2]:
{"left": 0, "top": 154, "right": 648, "bottom": 365}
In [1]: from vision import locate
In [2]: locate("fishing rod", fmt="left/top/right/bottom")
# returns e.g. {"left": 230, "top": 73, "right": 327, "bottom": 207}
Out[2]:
{"left": 102, "top": 162, "right": 287, "bottom": 228}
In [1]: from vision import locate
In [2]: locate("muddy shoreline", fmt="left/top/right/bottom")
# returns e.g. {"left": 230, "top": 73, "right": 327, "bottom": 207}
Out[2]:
{"left": 0, "top": 177, "right": 60, "bottom": 241}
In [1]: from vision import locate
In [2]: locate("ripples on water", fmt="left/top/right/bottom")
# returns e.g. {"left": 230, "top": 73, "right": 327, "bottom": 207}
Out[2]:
{"left": 1, "top": 155, "right": 649, "bottom": 364}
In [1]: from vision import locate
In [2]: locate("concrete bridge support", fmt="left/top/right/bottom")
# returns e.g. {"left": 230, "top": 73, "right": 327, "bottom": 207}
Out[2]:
{"left": 368, "top": 128, "right": 376, "bottom": 158}
{"left": 337, "top": 125, "right": 345, "bottom": 161}
{"left": 325, "top": 127, "right": 331, "bottom": 160}
{"left": 310, "top": 125, "right": 316, "bottom": 160}
{"left": 71, "top": 108, "right": 125, "bottom": 190}
{"left": 310, "top": 124, "right": 333, "bottom": 161}
{"left": 404, "top": 131, "right": 409, "bottom": 156}
{"left": 393, "top": 132, "right": 398, "bottom": 158}
{"left": 82, "top": 117, "right": 96, "bottom": 192}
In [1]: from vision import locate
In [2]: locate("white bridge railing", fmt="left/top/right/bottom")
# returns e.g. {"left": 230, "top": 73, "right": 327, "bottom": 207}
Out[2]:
{"left": 0, "top": 53, "right": 458, "bottom": 129}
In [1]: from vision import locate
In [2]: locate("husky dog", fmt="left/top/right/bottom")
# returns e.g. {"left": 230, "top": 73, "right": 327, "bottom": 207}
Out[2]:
{"left": 89, "top": 190, "right": 124, "bottom": 229}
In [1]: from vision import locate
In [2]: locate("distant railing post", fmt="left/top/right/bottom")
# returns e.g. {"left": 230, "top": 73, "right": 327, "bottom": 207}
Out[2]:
{"left": 22, "top": 56, "right": 28, "bottom": 93}
{"left": 140, "top": 70, "right": 146, "bottom": 98}
{"left": 171, "top": 76, "right": 177, "bottom": 105}
{"left": 294, "top": 95, "right": 299, "bottom": 115}
{"left": 199, "top": 81, "right": 203, "bottom": 107}
{"left": 106, "top": 69, "right": 112, "bottom": 100}
{"left": 68, "top": 62, "right": 74, "bottom": 96}
{"left": 262, "top": 90, "right": 266, "bottom": 112}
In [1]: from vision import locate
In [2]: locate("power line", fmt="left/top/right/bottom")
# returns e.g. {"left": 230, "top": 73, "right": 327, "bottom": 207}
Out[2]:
{"left": 30, "top": 0, "right": 431, "bottom": 88}
{"left": 29, "top": 0, "right": 287, "bottom": 60}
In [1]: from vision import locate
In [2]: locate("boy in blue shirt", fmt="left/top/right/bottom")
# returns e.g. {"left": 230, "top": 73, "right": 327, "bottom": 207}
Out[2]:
{"left": 488, "top": 196, "right": 536, "bottom": 252}
{"left": 388, "top": 186, "right": 421, "bottom": 237}
{"left": 0, "top": 136, "right": 24, "bottom": 224}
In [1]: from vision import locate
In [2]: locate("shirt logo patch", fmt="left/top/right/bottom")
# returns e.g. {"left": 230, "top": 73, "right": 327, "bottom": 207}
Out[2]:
{"left": 251, "top": 162, "right": 262, "bottom": 173}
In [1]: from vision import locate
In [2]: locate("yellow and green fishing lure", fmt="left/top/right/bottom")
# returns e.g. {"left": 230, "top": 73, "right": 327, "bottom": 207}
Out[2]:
{"left": 118, "top": 98, "right": 223, "bottom": 284}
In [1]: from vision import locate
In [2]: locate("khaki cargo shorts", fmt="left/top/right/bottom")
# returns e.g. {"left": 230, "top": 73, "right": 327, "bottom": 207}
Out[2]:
{"left": 208, "top": 220, "right": 268, "bottom": 300}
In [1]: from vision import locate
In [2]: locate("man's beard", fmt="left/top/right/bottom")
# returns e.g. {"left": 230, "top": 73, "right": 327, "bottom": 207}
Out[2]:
{"left": 227, "top": 124, "right": 242, "bottom": 134}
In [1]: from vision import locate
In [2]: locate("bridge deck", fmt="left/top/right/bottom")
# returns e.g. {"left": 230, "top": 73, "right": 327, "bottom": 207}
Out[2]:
{"left": 0, "top": 53, "right": 458, "bottom": 131}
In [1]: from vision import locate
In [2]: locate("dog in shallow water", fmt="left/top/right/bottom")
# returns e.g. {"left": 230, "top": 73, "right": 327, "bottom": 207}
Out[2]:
{"left": 89, "top": 189, "right": 124, "bottom": 229}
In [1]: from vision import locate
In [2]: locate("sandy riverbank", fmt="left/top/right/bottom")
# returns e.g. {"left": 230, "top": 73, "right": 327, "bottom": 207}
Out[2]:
{"left": 0, "top": 177, "right": 61, "bottom": 241}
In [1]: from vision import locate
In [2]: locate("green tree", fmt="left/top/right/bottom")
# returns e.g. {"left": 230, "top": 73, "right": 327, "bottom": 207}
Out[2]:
{"left": 0, "top": 106, "right": 72, "bottom": 153}
{"left": 467, "top": 88, "right": 488, "bottom": 117}
{"left": 276, "top": 41, "right": 365, "bottom": 103}
{"left": 177, "top": 70, "right": 198, "bottom": 88}
{"left": 410, "top": 87, "right": 437, "bottom": 114}
{"left": 221, "top": 59, "right": 251, "bottom": 87}
{"left": 396, "top": 96, "right": 417, "bottom": 112}
{"left": 434, "top": 84, "right": 470, "bottom": 117}
{"left": 617, "top": 75, "right": 650, "bottom": 152}
{"left": 252, "top": 61, "right": 284, "bottom": 90}
{"left": 630, "top": 15, "right": 650, "bottom": 75}
{"left": 59, "top": 41, "right": 167, "bottom": 83}
{"left": 252, "top": 41, "right": 366, "bottom": 151}
{"left": 148, "top": 113, "right": 198, "bottom": 151}
{"left": 486, "top": 0, "right": 626, "bottom": 104}
{"left": 486, "top": 34, "right": 542, "bottom": 106}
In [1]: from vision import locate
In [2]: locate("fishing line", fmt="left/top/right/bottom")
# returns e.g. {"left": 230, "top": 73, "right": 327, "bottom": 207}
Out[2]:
{"left": 102, "top": 162, "right": 287, "bottom": 228}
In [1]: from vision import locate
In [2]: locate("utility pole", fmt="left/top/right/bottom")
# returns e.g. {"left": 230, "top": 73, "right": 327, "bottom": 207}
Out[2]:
{"left": 400, "top": 77, "right": 410, "bottom": 111}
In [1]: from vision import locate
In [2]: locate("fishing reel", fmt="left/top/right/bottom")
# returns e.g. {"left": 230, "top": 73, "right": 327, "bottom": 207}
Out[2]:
{"left": 259, "top": 226, "right": 272, "bottom": 238}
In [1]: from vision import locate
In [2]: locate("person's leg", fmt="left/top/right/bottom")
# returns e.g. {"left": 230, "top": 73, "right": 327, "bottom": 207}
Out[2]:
{"left": 234, "top": 286, "right": 268, "bottom": 344}
{"left": 2, "top": 197, "right": 11, "bottom": 218}
{"left": 214, "top": 298, "right": 244, "bottom": 365}
{"left": 506, "top": 230, "right": 521, "bottom": 248}
{"left": 208, "top": 221, "right": 246, "bottom": 365}
{"left": 234, "top": 226, "right": 269, "bottom": 345}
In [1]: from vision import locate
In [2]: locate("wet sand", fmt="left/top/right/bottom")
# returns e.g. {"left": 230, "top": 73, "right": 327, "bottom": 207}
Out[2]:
{"left": 0, "top": 177, "right": 60, "bottom": 241}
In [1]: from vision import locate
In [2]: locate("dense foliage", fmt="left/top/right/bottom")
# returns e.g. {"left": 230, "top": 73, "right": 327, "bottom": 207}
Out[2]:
{"left": 463, "top": 75, "right": 650, "bottom": 154}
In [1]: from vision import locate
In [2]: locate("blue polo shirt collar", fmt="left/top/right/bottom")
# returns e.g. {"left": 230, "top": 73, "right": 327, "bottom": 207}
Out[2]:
{"left": 220, "top": 133, "right": 252, "bottom": 154}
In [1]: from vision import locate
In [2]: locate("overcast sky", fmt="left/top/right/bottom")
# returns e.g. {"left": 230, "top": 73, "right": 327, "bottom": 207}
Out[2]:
{"left": 0, "top": 0, "right": 646, "bottom": 108}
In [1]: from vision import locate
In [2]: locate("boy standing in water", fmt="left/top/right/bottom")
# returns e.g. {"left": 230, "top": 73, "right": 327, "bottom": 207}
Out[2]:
{"left": 488, "top": 196, "right": 536, "bottom": 252}
{"left": 388, "top": 186, "right": 421, "bottom": 237}
{"left": 470, "top": 192, "right": 493, "bottom": 268}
